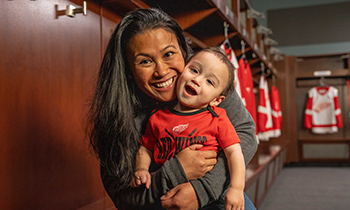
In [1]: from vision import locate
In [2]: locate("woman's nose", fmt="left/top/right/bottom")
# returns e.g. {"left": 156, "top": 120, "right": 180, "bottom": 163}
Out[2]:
{"left": 153, "top": 61, "right": 169, "bottom": 78}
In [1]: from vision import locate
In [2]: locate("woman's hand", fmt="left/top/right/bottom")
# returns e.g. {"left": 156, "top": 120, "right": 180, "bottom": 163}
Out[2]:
{"left": 160, "top": 182, "right": 199, "bottom": 210}
{"left": 177, "top": 144, "right": 217, "bottom": 180}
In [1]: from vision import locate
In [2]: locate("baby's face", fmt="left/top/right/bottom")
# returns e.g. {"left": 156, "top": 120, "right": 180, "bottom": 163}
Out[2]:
{"left": 176, "top": 51, "right": 229, "bottom": 109}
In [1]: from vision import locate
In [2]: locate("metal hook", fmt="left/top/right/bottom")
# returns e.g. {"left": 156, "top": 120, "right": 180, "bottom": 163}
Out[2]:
{"left": 241, "top": 40, "right": 245, "bottom": 53}
{"left": 55, "top": 1, "right": 87, "bottom": 18}
{"left": 272, "top": 73, "right": 276, "bottom": 86}
{"left": 223, "top": 22, "right": 229, "bottom": 39}
{"left": 260, "top": 62, "right": 265, "bottom": 75}
{"left": 240, "top": 40, "right": 247, "bottom": 62}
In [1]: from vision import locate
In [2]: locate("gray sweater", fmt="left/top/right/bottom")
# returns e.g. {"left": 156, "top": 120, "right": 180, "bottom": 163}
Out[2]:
{"left": 101, "top": 90, "right": 258, "bottom": 210}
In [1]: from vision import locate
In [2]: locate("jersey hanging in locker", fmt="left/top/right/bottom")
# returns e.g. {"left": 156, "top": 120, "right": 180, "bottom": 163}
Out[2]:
{"left": 258, "top": 75, "right": 273, "bottom": 140}
{"left": 304, "top": 86, "right": 343, "bottom": 134}
{"left": 237, "top": 58, "right": 258, "bottom": 136}
{"left": 270, "top": 85, "right": 282, "bottom": 138}
{"left": 220, "top": 42, "right": 242, "bottom": 99}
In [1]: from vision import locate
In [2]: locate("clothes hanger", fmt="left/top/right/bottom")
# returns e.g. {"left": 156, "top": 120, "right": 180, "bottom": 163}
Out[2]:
{"left": 222, "top": 21, "right": 235, "bottom": 60}
{"left": 261, "top": 62, "right": 265, "bottom": 76}
{"left": 223, "top": 22, "right": 232, "bottom": 50}
{"left": 319, "top": 76, "right": 328, "bottom": 87}
{"left": 272, "top": 73, "right": 276, "bottom": 86}
{"left": 240, "top": 40, "right": 247, "bottom": 63}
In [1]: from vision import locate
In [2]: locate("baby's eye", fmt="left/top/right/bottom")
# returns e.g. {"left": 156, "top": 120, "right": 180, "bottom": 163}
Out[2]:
{"left": 206, "top": 79, "right": 214, "bottom": 86}
{"left": 191, "top": 68, "right": 199, "bottom": 74}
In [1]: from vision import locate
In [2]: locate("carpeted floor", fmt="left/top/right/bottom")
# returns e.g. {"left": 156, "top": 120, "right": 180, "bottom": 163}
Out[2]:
{"left": 259, "top": 166, "right": 350, "bottom": 210}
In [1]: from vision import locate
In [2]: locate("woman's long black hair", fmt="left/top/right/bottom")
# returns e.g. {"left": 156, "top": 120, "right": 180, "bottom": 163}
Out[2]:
{"left": 88, "top": 8, "right": 192, "bottom": 189}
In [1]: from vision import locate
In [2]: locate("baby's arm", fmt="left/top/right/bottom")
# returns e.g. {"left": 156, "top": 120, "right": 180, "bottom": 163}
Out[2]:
{"left": 130, "top": 145, "right": 152, "bottom": 189}
{"left": 223, "top": 143, "right": 246, "bottom": 210}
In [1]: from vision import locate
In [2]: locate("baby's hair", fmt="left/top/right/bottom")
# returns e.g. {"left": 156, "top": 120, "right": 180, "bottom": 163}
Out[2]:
{"left": 190, "top": 47, "right": 235, "bottom": 96}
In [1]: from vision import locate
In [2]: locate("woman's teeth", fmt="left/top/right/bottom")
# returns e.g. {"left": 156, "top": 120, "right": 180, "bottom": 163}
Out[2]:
{"left": 155, "top": 78, "right": 173, "bottom": 88}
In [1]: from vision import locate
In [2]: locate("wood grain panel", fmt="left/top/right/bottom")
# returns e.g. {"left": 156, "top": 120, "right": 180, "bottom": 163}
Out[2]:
{"left": 271, "top": 56, "right": 299, "bottom": 163}
{"left": 0, "top": 0, "right": 107, "bottom": 209}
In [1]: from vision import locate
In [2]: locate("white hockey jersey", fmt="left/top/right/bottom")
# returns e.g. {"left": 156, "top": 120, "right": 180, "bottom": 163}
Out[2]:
{"left": 220, "top": 42, "right": 242, "bottom": 99}
{"left": 304, "top": 86, "right": 343, "bottom": 134}
{"left": 258, "top": 75, "right": 273, "bottom": 141}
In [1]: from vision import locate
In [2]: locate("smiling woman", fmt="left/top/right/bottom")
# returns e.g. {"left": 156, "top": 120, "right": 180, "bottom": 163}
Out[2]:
{"left": 127, "top": 28, "right": 185, "bottom": 102}
{"left": 87, "top": 8, "right": 257, "bottom": 210}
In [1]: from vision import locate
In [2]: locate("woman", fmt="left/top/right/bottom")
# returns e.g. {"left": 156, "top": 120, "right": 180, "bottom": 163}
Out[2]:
{"left": 88, "top": 8, "right": 257, "bottom": 210}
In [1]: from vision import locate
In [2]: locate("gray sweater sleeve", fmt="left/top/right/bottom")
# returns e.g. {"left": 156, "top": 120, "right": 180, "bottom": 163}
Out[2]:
{"left": 191, "top": 90, "right": 258, "bottom": 208}
{"left": 101, "top": 156, "right": 188, "bottom": 210}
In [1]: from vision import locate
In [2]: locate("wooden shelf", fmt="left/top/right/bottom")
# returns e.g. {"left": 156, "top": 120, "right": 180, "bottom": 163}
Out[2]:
{"left": 98, "top": 0, "right": 279, "bottom": 76}
{"left": 299, "top": 138, "right": 350, "bottom": 142}
{"left": 98, "top": 0, "right": 149, "bottom": 13}
{"left": 296, "top": 69, "right": 350, "bottom": 79}
{"left": 245, "top": 142, "right": 287, "bottom": 208}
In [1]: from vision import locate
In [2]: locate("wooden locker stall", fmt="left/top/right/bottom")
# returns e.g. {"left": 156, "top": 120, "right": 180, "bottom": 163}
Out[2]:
{"left": 0, "top": 0, "right": 115, "bottom": 209}
{"left": 277, "top": 53, "right": 350, "bottom": 164}
{"left": 295, "top": 54, "right": 350, "bottom": 162}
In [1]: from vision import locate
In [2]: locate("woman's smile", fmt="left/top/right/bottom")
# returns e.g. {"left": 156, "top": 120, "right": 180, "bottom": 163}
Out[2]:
{"left": 127, "top": 28, "right": 185, "bottom": 102}
{"left": 153, "top": 76, "right": 176, "bottom": 89}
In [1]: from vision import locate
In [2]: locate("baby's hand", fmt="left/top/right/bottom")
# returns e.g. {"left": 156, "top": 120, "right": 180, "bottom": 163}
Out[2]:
{"left": 130, "top": 169, "right": 151, "bottom": 189}
{"left": 225, "top": 188, "right": 244, "bottom": 210}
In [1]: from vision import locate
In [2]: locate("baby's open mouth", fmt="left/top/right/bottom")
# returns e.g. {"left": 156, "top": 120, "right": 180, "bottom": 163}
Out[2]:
{"left": 185, "top": 85, "right": 197, "bottom": 95}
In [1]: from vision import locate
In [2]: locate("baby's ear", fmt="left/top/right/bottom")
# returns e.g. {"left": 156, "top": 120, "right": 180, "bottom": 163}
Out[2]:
{"left": 209, "top": 95, "right": 225, "bottom": 107}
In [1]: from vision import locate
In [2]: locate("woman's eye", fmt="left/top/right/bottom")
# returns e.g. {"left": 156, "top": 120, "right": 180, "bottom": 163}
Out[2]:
{"left": 164, "top": 51, "right": 174, "bottom": 58}
{"left": 139, "top": 59, "right": 151, "bottom": 65}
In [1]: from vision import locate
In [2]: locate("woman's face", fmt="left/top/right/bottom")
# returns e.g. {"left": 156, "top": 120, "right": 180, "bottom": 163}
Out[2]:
{"left": 127, "top": 28, "right": 185, "bottom": 102}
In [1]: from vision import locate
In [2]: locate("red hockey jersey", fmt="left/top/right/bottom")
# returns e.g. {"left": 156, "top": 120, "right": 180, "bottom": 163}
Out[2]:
{"left": 304, "top": 86, "right": 343, "bottom": 134}
{"left": 237, "top": 58, "right": 258, "bottom": 135}
{"left": 270, "top": 85, "right": 282, "bottom": 138}
{"left": 141, "top": 107, "right": 240, "bottom": 166}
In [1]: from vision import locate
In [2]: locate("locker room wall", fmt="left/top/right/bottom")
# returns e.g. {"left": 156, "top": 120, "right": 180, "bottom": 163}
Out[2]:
{"left": 268, "top": 2, "right": 350, "bottom": 46}
{"left": 0, "top": 0, "right": 118, "bottom": 209}
{"left": 249, "top": 0, "right": 350, "bottom": 56}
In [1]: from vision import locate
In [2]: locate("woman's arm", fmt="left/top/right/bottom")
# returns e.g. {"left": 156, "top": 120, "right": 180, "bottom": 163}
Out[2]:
{"left": 101, "top": 156, "right": 188, "bottom": 210}
{"left": 102, "top": 145, "right": 217, "bottom": 210}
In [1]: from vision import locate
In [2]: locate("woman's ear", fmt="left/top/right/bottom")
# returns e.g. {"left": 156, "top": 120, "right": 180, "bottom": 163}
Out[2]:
{"left": 209, "top": 95, "right": 225, "bottom": 107}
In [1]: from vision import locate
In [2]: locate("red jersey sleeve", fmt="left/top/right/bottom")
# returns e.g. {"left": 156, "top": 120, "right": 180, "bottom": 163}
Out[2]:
{"left": 140, "top": 118, "right": 156, "bottom": 151}
{"left": 216, "top": 109, "right": 241, "bottom": 149}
